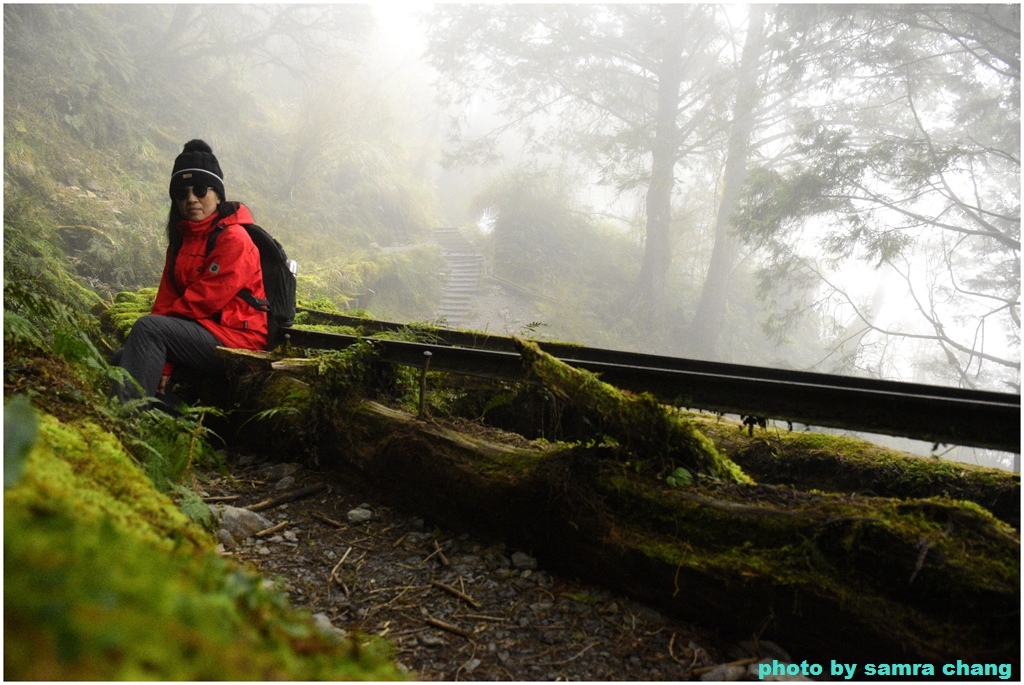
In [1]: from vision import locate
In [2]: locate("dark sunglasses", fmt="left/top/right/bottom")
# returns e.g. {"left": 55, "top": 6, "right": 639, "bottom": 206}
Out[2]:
{"left": 172, "top": 185, "right": 212, "bottom": 201}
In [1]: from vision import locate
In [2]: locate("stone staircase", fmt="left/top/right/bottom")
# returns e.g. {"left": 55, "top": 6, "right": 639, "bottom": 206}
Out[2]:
{"left": 433, "top": 227, "right": 487, "bottom": 328}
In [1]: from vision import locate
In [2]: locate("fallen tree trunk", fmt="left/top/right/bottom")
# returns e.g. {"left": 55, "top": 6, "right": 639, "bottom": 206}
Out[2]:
{"left": 213, "top": 347, "right": 1020, "bottom": 668}
{"left": 512, "top": 337, "right": 752, "bottom": 484}
{"left": 694, "top": 415, "right": 1021, "bottom": 530}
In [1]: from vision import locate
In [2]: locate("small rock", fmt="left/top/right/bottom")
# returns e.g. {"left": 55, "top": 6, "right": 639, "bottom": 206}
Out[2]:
{"left": 258, "top": 546, "right": 271, "bottom": 556}
{"left": 420, "top": 633, "right": 447, "bottom": 647}
{"left": 269, "top": 535, "right": 284, "bottom": 543}
{"left": 312, "top": 612, "right": 339, "bottom": 636}
{"left": 259, "top": 462, "right": 300, "bottom": 480}
{"left": 283, "top": 531, "right": 298, "bottom": 542}
{"left": 459, "top": 554, "right": 483, "bottom": 569}
{"left": 216, "top": 528, "right": 236, "bottom": 549}
{"left": 700, "top": 663, "right": 746, "bottom": 681}
{"left": 462, "top": 658, "right": 481, "bottom": 674}
{"left": 348, "top": 507, "right": 373, "bottom": 524}
{"left": 218, "top": 506, "right": 273, "bottom": 540}
{"left": 511, "top": 551, "right": 537, "bottom": 569}
{"left": 275, "top": 476, "right": 296, "bottom": 491}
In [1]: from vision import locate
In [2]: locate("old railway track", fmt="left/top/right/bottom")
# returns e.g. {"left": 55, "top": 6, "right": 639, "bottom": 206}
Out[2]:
{"left": 279, "top": 309, "right": 1020, "bottom": 454}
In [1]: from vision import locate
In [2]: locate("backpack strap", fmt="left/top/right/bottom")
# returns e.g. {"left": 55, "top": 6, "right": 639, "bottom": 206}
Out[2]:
{"left": 203, "top": 224, "right": 272, "bottom": 338}
{"left": 238, "top": 287, "right": 277, "bottom": 346}
{"left": 206, "top": 225, "right": 226, "bottom": 255}
{"left": 237, "top": 288, "right": 270, "bottom": 312}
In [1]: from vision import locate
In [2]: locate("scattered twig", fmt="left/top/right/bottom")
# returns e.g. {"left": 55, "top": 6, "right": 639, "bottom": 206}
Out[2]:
{"left": 461, "top": 613, "right": 505, "bottom": 623}
{"left": 254, "top": 520, "right": 289, "bottom": 537}
{"left": 203, "top": 495, "right": 240, "bottom": 503}
{"left": 246, "top": 483, "right": 328, "bottom": 512}
{"left": 537, "top": 641, "right": 598, "bottom": 667}
{"left": 330, "top": 546, "right": 353, "bottom": 583}
{"left": 312, "top": 512, "right": 345, "bottom": 528}
{"left": 329, "top": 546, "right": 353, "bottom": 597}
{"left": 454, "top": 642, "right": 480, "bottom": 680}
{"left": 424, "top": 615, "right": 475, "bottom": 639}
{"left": 668, "top": 632, "right": 688, "bottom": 667}
{"left": 367, "top": 584, "right": 421, "bottom": 595}
{"left": 433, "top": 539, "right": 451, "bottom": 567}
{"left": 431, "top": 579, "right": 481, "bottom": 609}
{"left": 383, "top": 586, "right": 416, "bottom": 609}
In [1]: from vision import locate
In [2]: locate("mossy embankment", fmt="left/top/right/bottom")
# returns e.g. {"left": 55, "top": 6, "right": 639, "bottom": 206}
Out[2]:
{"left": 3, "top": 403, "right": 403, "bottom": 680}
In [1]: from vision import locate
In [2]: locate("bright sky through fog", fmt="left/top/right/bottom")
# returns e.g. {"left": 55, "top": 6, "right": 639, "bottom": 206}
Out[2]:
{"left": 372, "top": 2, "right": 432, "bottom": 60}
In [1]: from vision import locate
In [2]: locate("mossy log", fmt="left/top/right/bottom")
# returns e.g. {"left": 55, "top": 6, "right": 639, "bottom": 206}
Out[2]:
{"left": 215, "top": 348, "right": 1019, "bottom": 668}
{"left": 693, "top": 415, "right": 1021, "bottom": 530}
{"left": 513, "top": 337, "right": 752, "bottom": 484}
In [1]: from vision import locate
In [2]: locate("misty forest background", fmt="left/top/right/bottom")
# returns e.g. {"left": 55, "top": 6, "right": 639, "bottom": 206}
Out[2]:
{"left": 3, "top": 4, "right": 1019, "bottom": 469}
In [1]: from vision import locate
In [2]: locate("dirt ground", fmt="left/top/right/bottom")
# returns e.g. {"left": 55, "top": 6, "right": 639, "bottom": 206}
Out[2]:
{"left": 197, "top": 451, "right": 803, "bottom": 681}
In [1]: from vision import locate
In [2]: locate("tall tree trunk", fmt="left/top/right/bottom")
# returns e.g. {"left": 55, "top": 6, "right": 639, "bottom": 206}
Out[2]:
{"left": 631, "top": 6, "right": 685, "bottom": 329}
{"left": 688, "top": 6, "right": 766, "bottom": 359}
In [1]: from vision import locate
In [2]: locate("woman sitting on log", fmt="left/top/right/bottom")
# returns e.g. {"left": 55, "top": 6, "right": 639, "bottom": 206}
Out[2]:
{"left": 112, "top": 139, "right": 268, "bottom": 410}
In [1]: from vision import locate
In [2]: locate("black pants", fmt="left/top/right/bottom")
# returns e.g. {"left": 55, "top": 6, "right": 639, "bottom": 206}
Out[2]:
{"left": 113, "top": 314, "right": 222, "bottom": 404}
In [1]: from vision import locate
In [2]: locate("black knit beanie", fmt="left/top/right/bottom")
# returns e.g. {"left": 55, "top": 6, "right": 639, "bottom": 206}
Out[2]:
{"left": 168, "top": 139, "right": 225, "bottom": 200}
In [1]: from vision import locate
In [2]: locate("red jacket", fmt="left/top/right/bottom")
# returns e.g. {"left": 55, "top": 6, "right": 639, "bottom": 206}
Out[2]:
{"left": 152, "top": 203, "right": 268, "bottom": 351}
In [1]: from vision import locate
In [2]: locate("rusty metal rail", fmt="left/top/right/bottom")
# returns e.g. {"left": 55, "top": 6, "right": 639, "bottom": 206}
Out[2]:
{"left": 284, "top": 315, "right": 1020, "bottom": 453}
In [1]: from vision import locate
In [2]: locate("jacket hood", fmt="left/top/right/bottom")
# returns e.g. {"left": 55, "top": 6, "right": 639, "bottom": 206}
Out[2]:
{"left": 178, "top": 202, "right": 254, "bottom": 237}
{"left": 216, "top": 201, "right": 254, "bottom": 226}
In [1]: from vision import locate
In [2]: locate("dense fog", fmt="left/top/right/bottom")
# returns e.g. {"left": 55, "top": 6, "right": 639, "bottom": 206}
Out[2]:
{"left": 4, "top": 4, "right": 1019, "bottom": 467}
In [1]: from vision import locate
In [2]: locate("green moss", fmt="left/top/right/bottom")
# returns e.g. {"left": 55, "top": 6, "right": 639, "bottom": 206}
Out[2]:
{"left": 594, "top": 455, "right": 1019, "bottom": 608}
{"left": 600, "top": 463, "right": 1018, "bottom": 660}
{"left": 694, "top": 414, "right": 1020, "bottom": 527}
{"left": 4, "top": 408, "right": 403, "bottom": 680}
{"left": 514, "top": 338, "right": 753, "bottom": 484}
{"left": 293, "top": 323, "right": 362, "bottom": 336}
{"left": 104, "top": 288, "right": 157, "bottom": 338}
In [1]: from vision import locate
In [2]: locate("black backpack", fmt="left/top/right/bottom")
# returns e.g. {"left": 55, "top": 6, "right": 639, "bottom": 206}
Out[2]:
{"left": 170, "top": 221, "right": 297, "bottom": 350}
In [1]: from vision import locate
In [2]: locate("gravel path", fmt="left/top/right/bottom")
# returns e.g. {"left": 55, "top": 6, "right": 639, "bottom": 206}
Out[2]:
{"left": 199, "top": 452, "right": 806, "bottom": 681}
